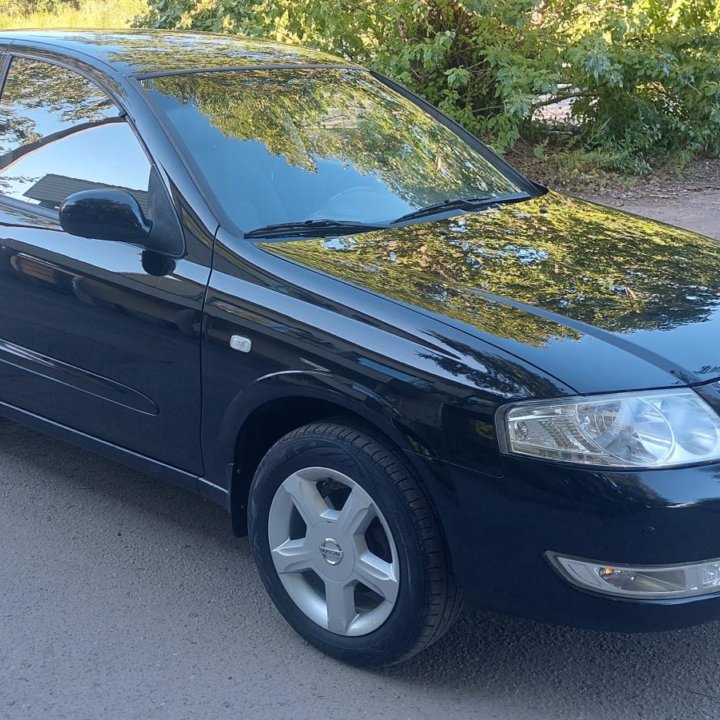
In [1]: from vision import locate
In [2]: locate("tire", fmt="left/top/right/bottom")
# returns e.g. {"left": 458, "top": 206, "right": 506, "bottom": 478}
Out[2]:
{"left": 247, "top": 421, "right": 463, "bottom": 667}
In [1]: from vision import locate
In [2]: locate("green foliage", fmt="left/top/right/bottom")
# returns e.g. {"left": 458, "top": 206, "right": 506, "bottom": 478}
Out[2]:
{"left": 138, "top": 0, "right": 720, "bottom": 171}
{"left": 0, "top": 0, "right": 81, "bottom": 15}
{"left": 0, "top": 0, "right": 147, "bottom": 29}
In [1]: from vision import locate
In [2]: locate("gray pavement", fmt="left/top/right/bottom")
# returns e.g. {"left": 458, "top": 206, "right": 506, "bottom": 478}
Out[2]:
{"left": 1, "top": 199, "right": 719, "bottom": 720}
{"left": 594, "top": 189, "right": 720, "bottom": 242}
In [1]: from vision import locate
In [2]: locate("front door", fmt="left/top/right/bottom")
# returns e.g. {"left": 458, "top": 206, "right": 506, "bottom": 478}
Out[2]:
{"left": 0, "top": 55, "right": 209, "bottom": 474}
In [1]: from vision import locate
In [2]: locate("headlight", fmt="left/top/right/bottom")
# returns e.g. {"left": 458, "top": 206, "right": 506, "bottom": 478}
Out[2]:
{"left": 497, "top": 389, "right": 720, "bottom": 468}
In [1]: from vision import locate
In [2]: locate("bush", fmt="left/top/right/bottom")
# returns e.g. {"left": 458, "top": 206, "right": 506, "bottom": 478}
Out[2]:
{"left": 138, "top": 0, "right": 720, "bottom": 171}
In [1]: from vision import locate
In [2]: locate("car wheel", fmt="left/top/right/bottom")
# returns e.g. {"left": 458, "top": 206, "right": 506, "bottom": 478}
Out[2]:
{"left": 248, "top": 421, "right": 463, "bottom": 666}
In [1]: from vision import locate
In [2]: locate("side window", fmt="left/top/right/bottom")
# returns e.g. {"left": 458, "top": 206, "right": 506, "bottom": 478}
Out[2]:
{"left": 0, "top": 57, "right": 151, "bottom": 213}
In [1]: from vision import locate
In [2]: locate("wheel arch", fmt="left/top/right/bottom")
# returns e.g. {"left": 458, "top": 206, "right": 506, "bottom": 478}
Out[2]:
{"left": 219, "top": 372, "right": 438, "bottom": 537}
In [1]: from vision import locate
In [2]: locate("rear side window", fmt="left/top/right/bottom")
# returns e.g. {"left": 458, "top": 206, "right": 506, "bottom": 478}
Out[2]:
{"left": 0, "top": 57, "right": 151, "bottom": 212}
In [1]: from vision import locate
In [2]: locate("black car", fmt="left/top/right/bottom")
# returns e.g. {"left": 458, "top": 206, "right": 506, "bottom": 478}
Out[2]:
{"left": 1, "top": 30, "right": 720, "bottom": 667}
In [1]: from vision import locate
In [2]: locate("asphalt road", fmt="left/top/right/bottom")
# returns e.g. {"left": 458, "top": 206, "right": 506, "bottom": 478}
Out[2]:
{"left": 2, "top": 199, "right": 719, "bottom": 720}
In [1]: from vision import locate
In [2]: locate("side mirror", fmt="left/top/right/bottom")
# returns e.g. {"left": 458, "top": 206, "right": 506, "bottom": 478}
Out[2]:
{"left": 59, "top": 189, "right": 152, "bottom": 244}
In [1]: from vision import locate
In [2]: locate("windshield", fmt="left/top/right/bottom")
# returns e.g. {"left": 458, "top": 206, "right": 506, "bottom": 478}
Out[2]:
{"left": 143, "top": 68, "right": 525, "bottom": 235}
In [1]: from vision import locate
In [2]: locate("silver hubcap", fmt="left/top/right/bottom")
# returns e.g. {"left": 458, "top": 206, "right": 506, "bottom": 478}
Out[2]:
{"left": 268, "top": 467, "right": 400, "bottom": 636}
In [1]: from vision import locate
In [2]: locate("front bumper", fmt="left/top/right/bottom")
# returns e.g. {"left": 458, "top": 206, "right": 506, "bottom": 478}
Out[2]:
{"left": 421, "top": 455, "right": 720, "bottom": 631}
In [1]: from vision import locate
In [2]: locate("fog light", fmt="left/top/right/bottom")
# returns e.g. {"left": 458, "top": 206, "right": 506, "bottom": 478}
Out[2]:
{"left": 547, "top": 553, "right": 720, "bottom": 599}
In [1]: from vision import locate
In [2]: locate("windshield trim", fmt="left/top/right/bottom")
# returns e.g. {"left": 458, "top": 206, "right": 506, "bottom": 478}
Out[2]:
{"left": 139, "top": 66, "right": 543, "bottom": 240}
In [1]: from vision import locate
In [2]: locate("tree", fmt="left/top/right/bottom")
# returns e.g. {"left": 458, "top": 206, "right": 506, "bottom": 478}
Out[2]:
{"left": 138, "top": 0, "right": 720, "bottom": 168}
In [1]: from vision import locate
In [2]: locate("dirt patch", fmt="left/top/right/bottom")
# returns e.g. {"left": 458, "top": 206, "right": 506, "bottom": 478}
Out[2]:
{"left": 567, "top": 158, "right": 720, "bottom": 241}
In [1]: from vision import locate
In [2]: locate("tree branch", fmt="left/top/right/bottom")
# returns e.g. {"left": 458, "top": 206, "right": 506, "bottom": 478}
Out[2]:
{"left": 531, "top": 92, "right": 591, "bottom": 109}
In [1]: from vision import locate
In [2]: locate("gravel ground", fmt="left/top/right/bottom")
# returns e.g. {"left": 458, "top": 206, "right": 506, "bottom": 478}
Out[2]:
{"left": 1, "top": 195, "right": 719, "bottom": 720}
{"left": 582, "top": 158, "right": 720, "bottom": 240}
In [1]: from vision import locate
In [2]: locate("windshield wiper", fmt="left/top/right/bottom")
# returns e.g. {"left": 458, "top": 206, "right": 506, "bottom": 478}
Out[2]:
{"left": 244, "top": 192, "right": 531, "bottom": 238}
{"left": 391, "top": 191, "right": 530, "bottom": 224}
{"left": 244, "top": 218, "right": 388, "bottom": 239}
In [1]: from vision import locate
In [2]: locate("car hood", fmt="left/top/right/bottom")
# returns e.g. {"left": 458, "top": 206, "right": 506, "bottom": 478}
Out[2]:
{"left": 259, "top": 192, "right": 720, "bottom": 393}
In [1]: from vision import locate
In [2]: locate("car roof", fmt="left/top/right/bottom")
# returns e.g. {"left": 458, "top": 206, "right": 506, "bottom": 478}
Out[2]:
{"left": 0, "top": 29, "right": 353, "bottom": 77}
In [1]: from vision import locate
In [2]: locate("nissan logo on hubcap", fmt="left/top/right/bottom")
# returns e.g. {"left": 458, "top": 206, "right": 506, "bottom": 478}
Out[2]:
{"left": 319, "top": 538, "right": 344, "bottom": 565}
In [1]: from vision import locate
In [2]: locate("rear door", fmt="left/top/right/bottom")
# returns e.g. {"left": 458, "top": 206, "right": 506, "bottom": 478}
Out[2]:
{"left": 0, "top": 54, "right": 210, "bottom": 474}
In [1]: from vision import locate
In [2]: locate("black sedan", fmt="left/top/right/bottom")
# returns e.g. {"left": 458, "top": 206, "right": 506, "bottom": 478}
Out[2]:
{"left": 1, "top": 30, "right": 720, "bottom": 667}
